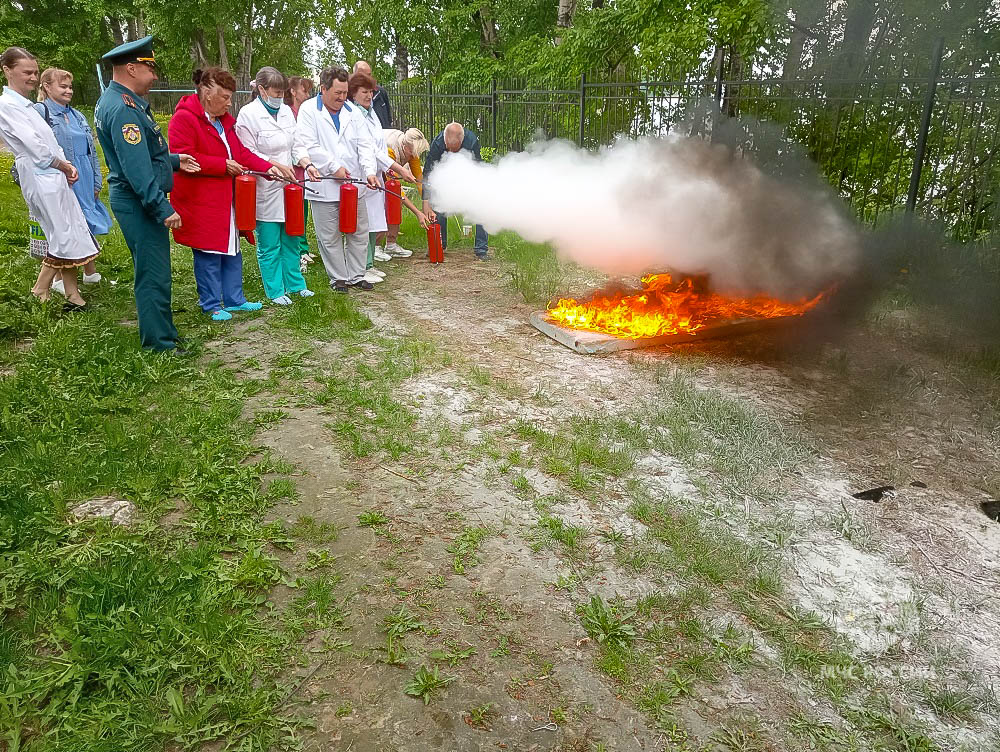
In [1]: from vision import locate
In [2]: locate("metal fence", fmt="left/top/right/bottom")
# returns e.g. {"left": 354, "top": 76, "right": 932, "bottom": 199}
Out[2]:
{"left": 383, "top": 46, "right": 1000, "bottom": 244}
{"left": 130, "top": 43, "right": 1000, "bottom": 244}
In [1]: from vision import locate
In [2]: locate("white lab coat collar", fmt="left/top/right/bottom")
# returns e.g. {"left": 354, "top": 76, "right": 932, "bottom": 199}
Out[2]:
{"left": 1, "top": 86, "right": 33, "bottom": 107}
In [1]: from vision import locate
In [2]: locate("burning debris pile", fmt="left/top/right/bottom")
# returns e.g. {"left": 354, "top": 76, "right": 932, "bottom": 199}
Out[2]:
{"left": 547, "top": 273, "right": 827, "bottom": 339}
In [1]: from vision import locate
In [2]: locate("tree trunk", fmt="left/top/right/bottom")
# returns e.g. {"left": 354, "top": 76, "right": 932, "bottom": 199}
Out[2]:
{"left": 217, "top": 24, "right": 230, "bottom": 70}
{"left": 393, "top": 34, "right": 410, "bottom": 81}
{"left": 838, "top": 0, "right": 876, "bottom": 78}
{"left": 555, "top": 0, "right": 578, "bottom": 44}
{"left": 474, "top": 5, "right": 500, "bottom": 58}
{"left": 191, "top": 28, "right": 209, "bottom": 68}
{"left": 107, "top": 18, "right": 125, "bottom": 47}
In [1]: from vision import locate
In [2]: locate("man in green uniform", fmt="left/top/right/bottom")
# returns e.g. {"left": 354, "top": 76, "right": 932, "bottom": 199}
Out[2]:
{"left": 94, "top": 36, "right": 200, "bottom": 353}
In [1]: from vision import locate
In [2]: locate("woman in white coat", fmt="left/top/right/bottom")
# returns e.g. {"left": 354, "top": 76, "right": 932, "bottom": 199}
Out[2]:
{"left": 235, "top": 66, "right": 318, "bottom": 305}
{"left": 0, "top": 46, "right": 99, "bottom": 309}
{"left": 347, "top": 71, "right": 416, "bottom": 284}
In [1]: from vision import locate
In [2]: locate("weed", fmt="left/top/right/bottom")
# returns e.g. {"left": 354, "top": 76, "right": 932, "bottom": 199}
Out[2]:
{"left": 358, "top": 510, "right": 390, "bottom": 527}
{"left": 446, "top": 525, "right": 493, "bottom": 574}
{"left": 335, "top": 702, "right": 353, "bottom": 718}
{"left": 466, "top": 702, "right": 496, "bottom": 730}
{"left": 404, "top": 665, "right": 455, "bottom": 704}
{"left": 579, "top": 595, "right": 637, "bottom": 648}
{"left": 304, "top": 549, "right": 336, "bottom": 570}
{"left": 430, "top": 643, "right": 477, "bottom": 666}
{"left": 290, "top": 516, "right": 340, "bottom": 543}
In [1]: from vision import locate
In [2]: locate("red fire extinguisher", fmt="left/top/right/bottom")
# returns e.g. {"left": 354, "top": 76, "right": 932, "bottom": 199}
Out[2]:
{"left": 235, "top": 174, "right": 257, "bottom": 232}
{"left": 433, "top": 223, "right": 444, "bottom": 263}
{"left": 384, "top": 177, "right": 402, "bottom": 226}
{"left": 426, "top": 222, "right": 439, "bottom": 263}
{"left": 339, "top": 181, "right": 358, "bottom": 233}
{"left": 283, "top": 183, "right": 305, "bottom": 236}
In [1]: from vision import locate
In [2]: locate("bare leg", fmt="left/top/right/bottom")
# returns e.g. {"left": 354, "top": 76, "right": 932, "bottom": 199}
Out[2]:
{"left": 386, "top": 225, "right": 400, "bottom": 244}
{"left": 84, "top": 260, "right": 97, "bottom": 275}
{"left": 376, "top": 231, "right": 387, "bottom": 246}
{"left": 31, "top": 264, "right": 58, "bottom": 301}
{"left": 62, "top": 268, "right": 86, "bottom": 305}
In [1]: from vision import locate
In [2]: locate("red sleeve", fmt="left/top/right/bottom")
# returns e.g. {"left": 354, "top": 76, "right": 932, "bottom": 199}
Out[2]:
{"left": 168, "top": 112, "right": 228, "bottom": 176}
{"left": 229, "top": 130, "right": 273, "bottom": 172}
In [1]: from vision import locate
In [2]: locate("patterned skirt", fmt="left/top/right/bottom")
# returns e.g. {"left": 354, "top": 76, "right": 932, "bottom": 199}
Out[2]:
{"left": 29, "top": 206, "right": 100, "bottom": 268}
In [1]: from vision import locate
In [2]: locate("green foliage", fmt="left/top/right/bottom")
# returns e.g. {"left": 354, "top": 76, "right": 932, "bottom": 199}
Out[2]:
{"left": 578, "top": 595, "right": 637, "bottom": 648}
{"left": 403, "top": 664, "right": 455, "bottom": 705}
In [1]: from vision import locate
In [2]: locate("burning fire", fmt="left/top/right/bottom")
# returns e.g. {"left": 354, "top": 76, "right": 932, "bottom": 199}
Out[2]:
{"left": 547, "top": 274, "right": 826, "bottom": 339}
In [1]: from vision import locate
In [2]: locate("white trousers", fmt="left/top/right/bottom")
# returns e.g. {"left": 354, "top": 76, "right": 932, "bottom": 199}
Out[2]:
{"left": 310, "top": 199, "right": 370, "bottom": 285}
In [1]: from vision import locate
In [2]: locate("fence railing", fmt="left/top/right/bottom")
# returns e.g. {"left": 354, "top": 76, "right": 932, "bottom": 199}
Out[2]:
{"left": 382, "top": 50, "right": 1000, "bottom": 244}
{"left": 134, "top": 43, "right": 1000, "bottom": 245}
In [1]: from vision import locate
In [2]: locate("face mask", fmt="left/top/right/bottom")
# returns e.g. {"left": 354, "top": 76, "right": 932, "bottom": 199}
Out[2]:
{"left": 263, "top": 94, "right": 283, "bottom": 109}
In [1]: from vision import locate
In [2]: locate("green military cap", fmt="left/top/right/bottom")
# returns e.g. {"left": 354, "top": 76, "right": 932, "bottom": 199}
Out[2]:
{"left": 102, "top": 35, "right": 157, "bottom": 68}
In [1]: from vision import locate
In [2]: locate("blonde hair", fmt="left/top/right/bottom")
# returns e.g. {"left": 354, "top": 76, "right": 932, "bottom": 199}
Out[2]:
{"left": 400, "top": 128, "right": 429, "bottom": 158}
{"left": 38, "top": 67, "right": 72, "bottom": 101}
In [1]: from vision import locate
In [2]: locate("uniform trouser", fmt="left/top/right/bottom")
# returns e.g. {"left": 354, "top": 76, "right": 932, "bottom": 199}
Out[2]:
{"left": 298, "top": 201, "right": 311, "bottom": 256}
{"left": 367, "top": 233, "right": 377, "bottom": 270}
{"left": 310, "top": 200, "right": 369, "bottom": 285}
{"left": 437, "top": 213, "right": 488, "bottom": 257}
{"left": 110, "top": 198, "right": 178, "bottom": 351}
{"left": 256, "top": 221, "right": 307, "bottom": 299}
{"left": 191, "top": 250, "right": 248, "bottom": 312}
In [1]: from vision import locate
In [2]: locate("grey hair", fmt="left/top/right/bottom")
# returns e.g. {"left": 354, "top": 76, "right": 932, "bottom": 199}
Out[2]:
{"left": 254, "top": 66, "right": 286, "bottom": 96}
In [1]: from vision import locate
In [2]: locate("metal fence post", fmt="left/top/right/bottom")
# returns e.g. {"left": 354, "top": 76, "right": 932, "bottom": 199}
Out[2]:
{"left": 578, "top": 73, "right": 587, "bottom": 147}
{"left": 428, "top": 79, "right": 434, "bottom": 140}
{"left": 906, "top": 37, "right": 945, "bottom": 215}
{"left": 490, "top": 78, "right": 498, "bottom": 149}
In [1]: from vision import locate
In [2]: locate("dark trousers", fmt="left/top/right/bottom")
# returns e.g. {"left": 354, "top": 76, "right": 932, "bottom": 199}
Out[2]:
{"left": 191, "top": 249, "right": 248, "bottom": 312}
{"left": 110, "top": 198, "right": 178, "bottom": 351}
{"left": 436, "top": 213, "right": 488, "bottom": 257}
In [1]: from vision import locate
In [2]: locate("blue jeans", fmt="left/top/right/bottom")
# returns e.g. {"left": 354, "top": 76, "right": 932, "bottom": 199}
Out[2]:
{"left": 437, "top": 214, "right": 488, "bottom": 257}
{"left": 192, "top": 249, "right": 248, "bottom": 312}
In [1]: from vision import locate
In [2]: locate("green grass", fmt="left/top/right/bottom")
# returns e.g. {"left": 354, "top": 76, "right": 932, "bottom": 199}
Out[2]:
{"left": 445, "top": 525, "right": 493, "bottom": 573}
{"left": 0, "top": 150, "right": 372, "bottom": 750}
{"left": 494, "top": 234, "right": 568, "bottom": 304}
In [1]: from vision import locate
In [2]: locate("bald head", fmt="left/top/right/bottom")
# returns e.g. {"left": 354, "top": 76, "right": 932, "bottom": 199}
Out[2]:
{"left": 353, "top": 61, "right": 371, "bottom": 75}
{"left": 444, "top": 122, "right": 465, "bottom": 152}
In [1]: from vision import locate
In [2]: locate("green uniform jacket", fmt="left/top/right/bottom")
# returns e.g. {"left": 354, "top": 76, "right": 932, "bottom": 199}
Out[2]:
{"left": 94, "top": 80, "right": 180, "bottom": 223}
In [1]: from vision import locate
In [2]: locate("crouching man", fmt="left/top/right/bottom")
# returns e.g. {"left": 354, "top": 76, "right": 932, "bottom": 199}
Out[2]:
{"left": 293, "top": 66, "right": 378, "bottom": 292}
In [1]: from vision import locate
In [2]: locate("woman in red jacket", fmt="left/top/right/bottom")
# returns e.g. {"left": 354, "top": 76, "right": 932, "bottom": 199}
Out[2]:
{"left": 168, "top": 67, "right": 293, "bottom": 321}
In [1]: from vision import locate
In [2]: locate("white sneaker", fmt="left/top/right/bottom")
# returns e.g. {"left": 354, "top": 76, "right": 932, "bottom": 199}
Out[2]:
{"left": 50, "top": 278, "right": 65, "bottom": 296}
{"left": 385, "top": 242, "right": 413, "bottom": 258}
{"left": 374, "top": 249, "right": 392, "bottom": 262}
{"left": 82, "top": 272, "right": 102, "bottom": 284}
{"left": 368, "top": 267, "right": 386, "bottom": 278}
{"left": 299, "top": 288, "right": 315, "bottom": 297}
{"left": 300, "top": 257, "right": 309, "bottom": 273}
{"left": 363, "top": 270, "right": 384, "bottom": 284}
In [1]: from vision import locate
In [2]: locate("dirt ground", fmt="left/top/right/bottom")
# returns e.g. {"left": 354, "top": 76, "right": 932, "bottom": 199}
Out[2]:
{"left": 204, "top": 247, "right": 1000, "bottom": 752}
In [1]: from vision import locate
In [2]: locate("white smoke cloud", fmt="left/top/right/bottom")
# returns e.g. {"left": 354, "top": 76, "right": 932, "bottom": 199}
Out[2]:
{"left": 428, "top": 135, "right": 861, "bottom": 299}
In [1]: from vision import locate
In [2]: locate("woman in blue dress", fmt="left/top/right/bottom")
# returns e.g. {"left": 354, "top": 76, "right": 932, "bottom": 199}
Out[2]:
{"left": 35, "top": 67, "right": 111, "bottom": 291}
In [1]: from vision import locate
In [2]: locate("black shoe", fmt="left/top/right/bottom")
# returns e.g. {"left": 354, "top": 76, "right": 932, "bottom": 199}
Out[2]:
{"left": 63, "top": 302, "right": 88, "bottom": 312}
{"left": 333, "top": 281, "right": 349, "bottom": 294}
{"left": 475, "top": 253, "right": 488, "bottom": 261}
{"left": 352, "top": 280, "right": 375, "bottom": 291}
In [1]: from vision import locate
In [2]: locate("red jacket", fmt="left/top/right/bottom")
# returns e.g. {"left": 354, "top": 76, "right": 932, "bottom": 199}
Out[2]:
{"left": 168, "top": 94, "right": 272, "bottom": 253}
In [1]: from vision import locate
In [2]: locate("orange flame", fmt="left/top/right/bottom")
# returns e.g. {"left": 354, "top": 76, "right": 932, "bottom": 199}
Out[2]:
{"left": 547, "top": 274, "right": 826, "bottom": 339}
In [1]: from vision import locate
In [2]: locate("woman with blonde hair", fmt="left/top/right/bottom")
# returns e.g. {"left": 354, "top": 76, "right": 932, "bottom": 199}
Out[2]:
{"left": 35, "top": 67, "right": 111, "bottom": 294}
{"left": 379, "top": 126, "right": 429, "bottom": 260}
{"left": 0, "top": 47, "right": 99, "bottom": 308}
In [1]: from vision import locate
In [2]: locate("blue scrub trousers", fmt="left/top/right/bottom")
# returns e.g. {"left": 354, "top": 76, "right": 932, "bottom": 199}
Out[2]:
{"left": 192, "top": 249, "right": 248, "bottom": 313}
{"left": 437, "top": 213, "right": 488, "bottom": 258}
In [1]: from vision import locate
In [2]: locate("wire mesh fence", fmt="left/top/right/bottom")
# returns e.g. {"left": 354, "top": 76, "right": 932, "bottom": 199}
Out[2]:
{"left": 381, "top": 52, "right": 1000, "bottom": 244}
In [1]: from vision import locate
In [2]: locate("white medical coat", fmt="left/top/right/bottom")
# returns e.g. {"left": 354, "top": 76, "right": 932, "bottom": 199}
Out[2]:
{"left": 356, "top": 104, "right": 395, "bottom": 233}
{"left": 235, "top": 98, "right": 297, "bottom": 223}
{"left": 0, "top": 86, "right": 97, "bottom": 260}
{"left": 292, "top": 95, "right": 376, "bottom": 204}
